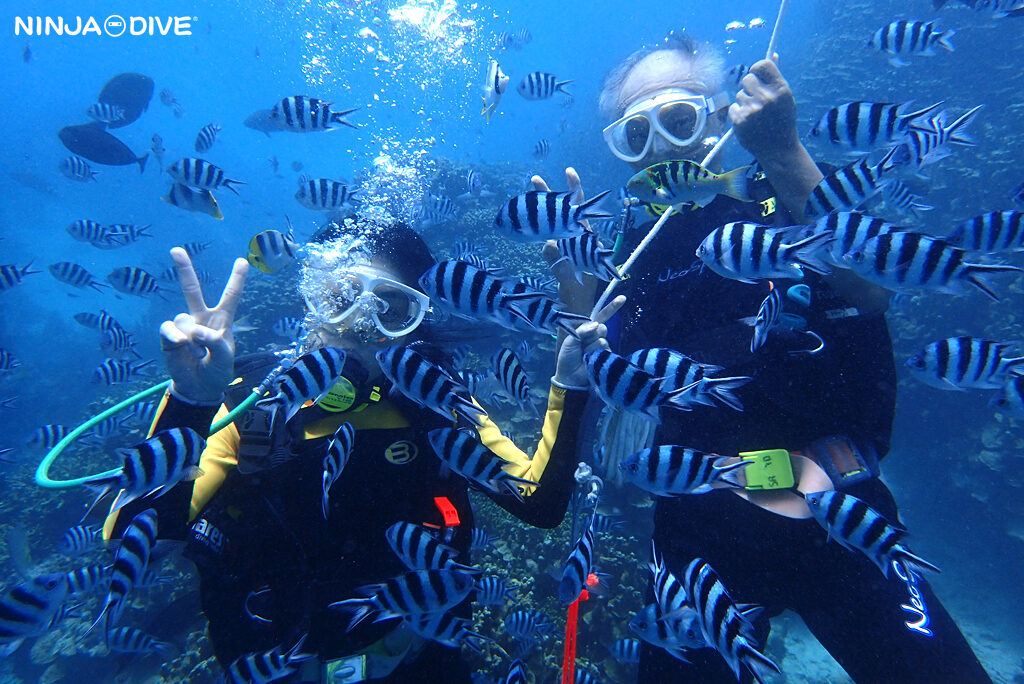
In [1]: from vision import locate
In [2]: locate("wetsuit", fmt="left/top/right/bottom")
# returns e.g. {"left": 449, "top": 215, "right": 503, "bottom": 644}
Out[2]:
{"left": 615, "top": 193, "right": 991, "bottom": 682}
{"left": 105, "top": 352, "right": 587, "bottom": 682}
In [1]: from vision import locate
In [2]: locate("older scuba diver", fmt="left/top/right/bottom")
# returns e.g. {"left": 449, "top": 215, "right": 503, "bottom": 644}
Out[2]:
{"left": 598, "top": 34, "right": 991, "bottom": 682}
{"left": 103, "top": 218, "right": 624, "bottom": 683}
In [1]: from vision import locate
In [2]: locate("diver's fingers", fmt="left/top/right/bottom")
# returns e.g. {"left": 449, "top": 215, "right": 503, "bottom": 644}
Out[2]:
{"left": 531, "top": 175, "right": 550, "bottom": 192}
{"left": 748, "top": 58, "right": 785, "bottom": 88}
{"left": 213, "top": 258, "right": 250, "bottom": 322}
{"left": 171, "top": 247, "right": 208, "bottom": 316}
{"left": 158, "top": 319, "right": 189, "bottom": 351}
{"left": 543, "top": 241, "right": 577, "bottom": 284}
{"left": 566, "top": 167, "right": 583, "bottom": 202}
{"left": 198, "top": 327, "right": 233, "bottom": 369}
{"left": 592, "top": 295, "right": 626, "bottom": 324}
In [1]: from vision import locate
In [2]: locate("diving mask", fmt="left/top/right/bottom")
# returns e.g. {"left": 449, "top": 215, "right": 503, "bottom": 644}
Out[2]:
{"left": 304, "top": 266, "right": 430, "bottom": 339}
{"left": 603, "top": 89, "right": 731, "bottom": 163}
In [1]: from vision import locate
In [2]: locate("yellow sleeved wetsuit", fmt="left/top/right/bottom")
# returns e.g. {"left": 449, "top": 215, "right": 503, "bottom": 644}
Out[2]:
{"left": 101, "top": 351, "right": 590, "bottom": 676}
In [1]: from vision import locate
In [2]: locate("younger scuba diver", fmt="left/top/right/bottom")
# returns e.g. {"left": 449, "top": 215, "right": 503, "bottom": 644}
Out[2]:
{"left": 103, "top": 219, "right": 624, "bottom": 683}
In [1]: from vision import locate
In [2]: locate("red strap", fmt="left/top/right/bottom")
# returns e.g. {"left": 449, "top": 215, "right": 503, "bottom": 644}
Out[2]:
{"left": 561, "top": 582, "right": 594, "bottom": 684}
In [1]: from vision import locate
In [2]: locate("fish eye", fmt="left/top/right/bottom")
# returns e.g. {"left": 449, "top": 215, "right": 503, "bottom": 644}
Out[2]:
{"left": 849, "top": 251, "right": 864, "bottom": 264}
{"left": 908, "top": 356, "right": 925, "bottom": 369}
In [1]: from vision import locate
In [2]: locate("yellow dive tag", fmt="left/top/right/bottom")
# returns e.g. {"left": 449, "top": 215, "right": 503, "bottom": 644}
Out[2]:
{"left": 317, "top": 377, "right": 357, "bottom": 412}
{"left": 326, "top": 654, "right": 366, "bottom": 683}
{"left": 738, "top": 449, "right": 795, "bottom": 490}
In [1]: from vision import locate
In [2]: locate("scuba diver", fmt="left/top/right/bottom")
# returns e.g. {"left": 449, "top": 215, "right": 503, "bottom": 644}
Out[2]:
{"left": 593, "top": 33, "right": 991, "bottom": 683}
{"left": 103, "top": 217, "right": 624, "bottom": 682}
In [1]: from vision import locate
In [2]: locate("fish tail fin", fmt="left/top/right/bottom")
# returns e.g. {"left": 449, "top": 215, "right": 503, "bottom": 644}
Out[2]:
{"left": 663, "top": 380, "right": 702, "bottom": 411}
{"left": 328, "top": 599, "right": 376, "bottom": 632}
{"left": 223, "top": 179, "right": 246, "bottom": 196}
{"left": 893, "top": 548, "right": 941, "bottom": 577}
{"left": 899, "top": 100, "right": 945, "bottom": 124}
{"left": 946, "top": 104, "right": 983, "bottom": 145}
{"left": 937, "top": 28, "right": 955, "bottom": 52}
{"left": 714, "top": 457, "right": 752, "bottom": 488}
{"left": 787, "top": 231, "right": 833, "bottom": 275}
{"left": 137, "top": 154, "right": 148, "bottom": 175}
{"left": 738, "top": 642, "right": 781, "bottom": 684}
{"left": 78, "top": 480, "right": 117, "bottom": 522}
{"left": 702, "top": 375, "right": 752, "bottom": 411}
{"left": 555, "top": 80, "right": 574, "bottom": 95}
{"left": 331, "top": 108, "right": 360, "bottom": 129}
{"left": 966, "top": 263, "right": 1023, "bottom": 301}
{"left": 575, "top": 189, "right": 613, "bottom": 221}
{"left": 720, "top": 166, "right": 754, "bottom": 202}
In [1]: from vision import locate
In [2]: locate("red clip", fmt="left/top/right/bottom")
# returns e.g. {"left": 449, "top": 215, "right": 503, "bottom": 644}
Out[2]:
{"left": 433, "top": 496, "right": 460, "bottom": 528}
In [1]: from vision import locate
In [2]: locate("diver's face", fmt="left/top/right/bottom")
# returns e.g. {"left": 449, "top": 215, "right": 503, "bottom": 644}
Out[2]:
{"left": 615, "top": 50, "right": 725, "bottom": 169}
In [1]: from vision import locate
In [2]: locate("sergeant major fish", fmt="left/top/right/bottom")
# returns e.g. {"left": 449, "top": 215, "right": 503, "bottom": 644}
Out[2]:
{"left": 517, "top": 71, "right": 572, "bottom": 100}
{"left": 296, "top": 175, "right": 359, "bottom": 211}
{"left": 696, "top": 222, "right": 831, "bottom": 283}
{"left": 906, "top": 336, "right": 1024, "bottom": 390}
{"left": 255, "top": 347, "right": 347, "bottom": 428}
{"left": 0, "top": 573, "right": 69, "bottom": 656}
{"left": 377, "top": 345, "right": 485, "bottom": 426}
{"left": 91, "top": 508, "right": 157, "bottom": 634}
{"left": 49, "top": 261, "right": 110, "bottom": 292}
{"left": 804, "top": 145, "right": 908, "bottom": 219}
{"left": 86, "top": 102, "right": 125, "bottom": 124}
{"left": 804, "top": 490, "right": 941, "bottom": 578}
{"left": 322, "top": 422, "right": 353, "bottom": 519}
{"left": 427, "top": 428, "right": 537, "bottom": 500}
{"left": 107, "top": 266, "right": 167, "bottom": 298}
{"left": 90, "top": 358, "right": 154, "bottom": 385}
{"left": 558, "top": 523, "right": 595, "bottom": 605}
{"left": 223, "top": 636, "right": 313, "bottom": 684}
{"left": 194, "top": 123, "right": 221, "bottom": 153}
{"left": 167, "top": 158, "right": 245, "bottom": 195}
{"left": 808, "top": 101, "right": 944, "bottom": 151}
{"left": 555, "top": 232, "right": 619, "bottom": 282}
{"left": 946, "top": 210, "right": 1024, "bottom": 253}
{"left": 869, "top": 20, "right": 955, "bottom": 67}
{"left": 60, "top": 155, "right": 99, "bottom": 182}
{"left": 386, "top": 521, "right": 477, "bottom": 574}
{"left": 495, "top": 190, "right": 612, "bottom": 242}
{"left": 619, "top": 446, "right": 749, "bottom": 496}
{"left": 329, "top": 569, "right": 475, "bottom": 631}
{"left": 583, "top": 348, "right": 697, "bottom": 420}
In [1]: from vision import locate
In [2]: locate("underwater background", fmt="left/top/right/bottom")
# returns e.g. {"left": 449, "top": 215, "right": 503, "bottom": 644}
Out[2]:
{"left": 1, "top": 0, "right": 1023, "bottom": 681}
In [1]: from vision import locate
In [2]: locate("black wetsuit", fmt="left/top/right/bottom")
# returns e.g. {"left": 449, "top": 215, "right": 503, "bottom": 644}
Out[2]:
{"left": 613, "top": 196, "right": 991, "bottom": 683}
{"left": 110, "top": 352, "right": 587, "bottom": 682}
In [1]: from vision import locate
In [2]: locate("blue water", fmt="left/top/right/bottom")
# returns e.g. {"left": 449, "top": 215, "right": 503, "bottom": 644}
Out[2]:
{"left": 1, "top": 0, "right": 1023, "bottom": 681}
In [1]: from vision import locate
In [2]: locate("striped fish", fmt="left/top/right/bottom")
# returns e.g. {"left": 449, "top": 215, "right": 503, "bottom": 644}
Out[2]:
{"left": 556, "top": 232, "right": 619, "bottom": 282}
{"left": 49, "top": 262, "right": 110, "bottom": 292}
{"left": 255, "top": 347, "right": 347, "bottom": 427}
{"left": 224, "top": 636, "right": 314, "bottom": 684}
{"left": 83, "top": 415, "right": 133, "bottom": 443}
{"left": 26, "top": 424, "right": 70, "bottom": 449}
{"left": 166, "top": 157, "right": 245, "bottom": 195}
{"left": 869, "top": 20, "right": 955, "bottom": 67}
{"left": 426, "top": 428, "right": 537, "bottom": 500}
{"left": 101, "top": 326, "right": 141, "bottom": 359}
{"left": 193, "top": 123, "right": 221, "bottom": 153}
{"left": 533, "top": 139, "right": 551, "bottom": 159}
{"left": 105, "top": 626, "right": 173, "bottom": 655}
{"left": 106, "top": 266, "right": 164, "bottom": 298}
{"left": 418, "top": 261, "right": 535, "bottom": 332}
{"left": 906, "top": 337, "right": 1024, "bottom": 390}
{"left": 0, "top": 573, "right": 69, "bottom": 655}
{"left": 899, "top": 105, "right": 982, "bottom": 167}
{"left": 0, "top": 263, "right": 40, "bottom": 291}
{"left": 328, "top": 569, "right": 476, "bottom": 631}
{"left": 474, "top": 575, "right": 516, "bottom": 606}
{"left": 881, "top": 181, "right": 933, "bottom": 220}
{"left": 470, "top": 528, "right": 495, "bottom": 551}
{"left": 683, "top": 558, "right": 779, "bottom": 683}
{"left": 804, "top": 145, "right": 907, "bottom": 219}
{"left": 322, "top": 422, "right": 353, "bottom": 519}
{"left": 516, "top": 340, "right": 534, "bottom": 362}
{"left": 804, "top": 490, "right": 941, "bottom": 578}
{"left": 65, "top": 220, "right": 125, "bottom": 248}
{"left": 490, "top": 348, "right": 536, "bottom": 416}
{"left": 272, "top": 316, "right": 305, "bottom": 339}
{"left": 498, "top": 288, "right": 589, "bottom": 338}
{"left": 749, "top": 287, "right": 781, "bottom": 352}
{"left": 93, "top": 508, "right": 158, "bottom": 633}
{"left": 584, "top": 348, "right": 696, "bottom": 419}
{"left": 620, "top": 446, "right": 749, "bottom": 495}
{"left": 808, "top": 101, "right": 944, "bottom": 151}
{"left": 248, "top": 229, "right": 300, "bottom": 274}
{"left": 609, "top": 638, "right": 641, "bottom": 664}
{"left": 626, "top": 161, "right": 752, "bottom": 209}
{"left": 991, "top": 375, "right": 1024, "bottom": 417}
{"left": 58, "top": 525, "right": 100, "bottom": 556}
{"left": 181, "top": 241, "right": 212, "bottom": 257}
{"left": 376, "top": 345, "right": 485, "bottom": 426}
{"left": 270, "top": 96, "right": 359, "bottom": 132}
{"left": 946, "top": 211, "right": 1024, "bottom": 253}
{"left": 516, "top": 72, "right": 573, "bottom": 100}
{"left": 646, "top": 544, "right": 705, "bottom": 653}
{"left": 797, "top": 211, "right": 904, "bottom": 268}
{"left": 59, "top": 155, "right": 98, "bottom": 182}
{"left": 842, "top": 230, "right": 1024, "bottom": 301}
{"left": 417, "top": 195, "right": 459, "bottom": 226}
{"left": 504, "top": 609, "right": 555, "bottom": 641}
{"left": 696, "top": 222, "right": 831, "bottom": 283}
{"left": 79, "top": 428, "right": 205, "bottom": 520}
{"left": 74, "top": 309, "right": 125, "bottom": 332}
{"left": 90, "top": 358, "right": 154, "bottom": 385}
{"left": 86, "top": 102, "right": 125, "bottom": 123}
{"left": 385, "top": 522, "right": 477, "bottom": 574}
{"left": 295, "top": 175, "right": 359, "bottom": 210}
{"left": 558, "top": 524, "right": 595, "bottom": 605}
{"left": 629, "top": 602, "right": 701, "bottom": 662}
{"left": 628, "top": 348, "right": 749, "bottom": 411}
{"left": 65, "top": 564, "right": 107, "bottom": 597}
{"left": 162, "top": 182, "right": 223, "bottom": 219}
{"left": 405, "top": 610, "right": 488, "bottom": 651}
{"left": 494, "top": 190, "right": 612, "bottom": 242}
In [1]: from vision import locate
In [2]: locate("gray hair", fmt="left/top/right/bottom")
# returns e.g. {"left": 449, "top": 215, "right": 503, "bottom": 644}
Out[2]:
{"left": 598, "top": 32, "right": 726, "bottom": 120}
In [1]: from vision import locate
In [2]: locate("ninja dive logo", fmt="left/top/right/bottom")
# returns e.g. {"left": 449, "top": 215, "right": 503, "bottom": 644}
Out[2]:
{"left": 892, "top": 560, "right": 933, "bottom": 637}
{"left": 14, "top": 15, "right": 194, "bottom": 36}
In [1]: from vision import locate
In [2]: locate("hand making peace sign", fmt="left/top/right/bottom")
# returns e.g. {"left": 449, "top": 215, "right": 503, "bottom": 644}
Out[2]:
{"left": 159, "top": 247, "right": 249, "bottom": 404}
